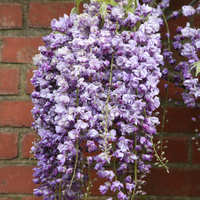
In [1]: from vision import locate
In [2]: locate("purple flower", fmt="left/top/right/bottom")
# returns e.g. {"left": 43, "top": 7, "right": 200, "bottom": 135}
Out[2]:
{"left": 182, "top": 6, "right": 195, "bottom": 17}
{"left": 68, "top": 129, "right": 80, "bottom": 140}
{"left": 142, "top": 154, "right": 153, "bottom": 161}
{"left": 117, "top": 191, "right": 128, "bottom": 200}
{"left": 126, "top": 183, "right": 135, "bottom": 192}
{"left": 87, "top": 129, "right": 99, "bottom": 138}
{"left": 57, "top": 154, "right": 66, "bottom": 165}
{"left": 51, "top": 14, "right": 71, "bottom": 32}
{"left": 33, "top": 189, "right": 43, "bottom": 197}
{"left": 171, "top": 11, "right": 179, "bottom": 20}
{"left": 110, "top": 181, "right": 123, "bottom": 192}
{"left": 191, "top": 117, "right": 196, "bottom": 121}
{"left": 31, "top": 0, "right": 164, "bottom": 198}
{"left": 117, "top": 137, "right": 130, "bottom": 152}
{"left": 99, "top": 185, "right": 109, "bottom": 194}
{"left": 140, "top": 136, "right": 147, "bottom": 145}
{"left": 86, "top": 140, "right": 97, "bottom": 153}
{"left": 75, "top": 120, "right": 89, "bottom": 130}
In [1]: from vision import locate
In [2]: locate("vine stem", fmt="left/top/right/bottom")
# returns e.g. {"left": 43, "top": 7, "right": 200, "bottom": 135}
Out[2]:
{"left": 104, "top": 52, "right": 114, "bottom": 162}
{"left": 69, "top": 87, "right": 79, "bottom": 189}
{"left": 151, "top": 138, "right": 169, "bottom": 173}
{"left": 160, "top": 6, "right": 171, "bottom": 152}
{"left": 69, "top": 138, "right": 79, "bottom": 189}
{"left": 165, "top": 0, "right": 199, "bottom": 21}
{"left": 131, "top": 134, "right": 137, "bottom": 200}
{"left": 113, "top": 141, "right": 119, "bottom": 195}
{"left": 84, "top": 167, "right": 91, "bottom": 200}
{"left": 59, "top": 173, "right": 61, "bottom": 200}
{"left": 154, "top": 1, "right": 171, "bottom": 152}
{"left": 103, "top": 22, "right": 118, "bottom": 162}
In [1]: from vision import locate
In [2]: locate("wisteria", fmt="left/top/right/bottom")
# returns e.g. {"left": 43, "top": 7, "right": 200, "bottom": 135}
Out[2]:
{"left": 31, "top": 0, "right": 200, "bottom": 199}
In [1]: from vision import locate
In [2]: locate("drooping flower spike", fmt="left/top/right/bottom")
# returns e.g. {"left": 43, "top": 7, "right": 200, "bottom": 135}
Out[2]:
{"left": 31, "top": 0, "right": 166, "bottom": 199}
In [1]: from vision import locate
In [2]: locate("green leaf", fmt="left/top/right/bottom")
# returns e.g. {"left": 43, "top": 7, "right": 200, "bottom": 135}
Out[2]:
{"left": 134, "top": 0, "right": 137, "bottom": 9}
{"left": 99, "top": 2, "right": 108, "bottom": 19}
{"left": 126, "top": 7, "right": 135, "bottom": 13}
{"left": 96, "top": 0, "right": 118, "bottom": 6}
{"left": 76, "top": 0, "right": 83, "bottom": 12}
{"left": 190, "top": 61, "right": 200, "bottom": 76}
{"left": 136, "top": 20, "right": 141, "bottom": 29}
{"left": 126, "top": 0, "right": 134, "bottom": 10}
{"left": 70, "top": 7, "right": 78, "bottom": 14}
{"left": 108, "top": 0, "right": 118, "bottom": 6}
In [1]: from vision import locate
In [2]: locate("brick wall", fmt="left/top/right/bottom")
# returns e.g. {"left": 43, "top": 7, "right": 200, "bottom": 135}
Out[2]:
{"left": 0, "top": 0, "right": 199, "bottom": 200}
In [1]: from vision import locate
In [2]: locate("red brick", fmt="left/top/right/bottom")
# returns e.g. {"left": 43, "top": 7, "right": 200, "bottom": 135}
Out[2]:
{"left": 160, "top": 15, "right": 188, "bottom": 39}
{"left": 192, "top": 138, "right": 200, "bottom": 164}
{"left": 157, "top": 106, "right": 200, "bottom": 133}
{"left": 22, "top": 197, "right": 43, "bottom": 200}
{"left": 0, "top": 101, "right": 33, "bottom": 127}
{"left": 153, "top": 136, "right": 189, "bottom": 163}
{"left": 0, "top": 198, "right": 13, "bottom": 200}
{"left": 144, "top": 168, "right": 200, "bottom": 196}
{"left": 158, "top": 79, "right": 184, "bottom": 101}
{"left": 0, "top": 4, "right": 22, "bottom": 29}
{"left": 194, "top": 15, "right": 200, "bottom": 29}
{"left": 85, "top": 169, "right": 115, "bottom": 196}
{"left": 0, "top": 166, "right": 35, "bottom": 193}
{"left": 22, "top": 132, "right": 37, "bottom": 159}
{"left": 0, "top": 132, "right": 18, "bottom": 159}
{"left": 28, "top": 2, "right": 83, "bottom": 28}
{"left": 1, "top": 37, "right": 43, "bottom": 63}
{"left": 160, "top": 0, "right": 192, "bottom": 39}
{"left": 26, "top": 69, "right": 36, "bottom": 94}
{"left": 168, "top": 0, "right": 194, "bottom": 11}
{"left": 0, "top": 68, "right": 19, "bottom": 94}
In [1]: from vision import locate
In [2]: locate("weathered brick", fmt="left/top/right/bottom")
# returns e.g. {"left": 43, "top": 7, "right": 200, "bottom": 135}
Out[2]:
{"left": 28, "top": 2, "right": 83, "bottom": 28}
{"left": 1, "top": 37, "right": 43, "bottom": 63}
{"left": 192, "top": 138, "right": 200, "bottom": 164}
{"left": 158, "top": 79, "right": 184, "bottom": 101}
{"left": 153, "top": 136, "right": 189, "bottom": 163}
{"left": 0, "top": 166, "right": 35, "bottom": 193}
{"left": 168, "top": 0, "right": 193, "bottom": 10}
{"left": 84, "top": 169, "right": 115, "bottom": 196}
{"left": 144, "top": 168, "right": 200, "bottom": 196}
{"left": 21, "top": 197, "right": 43, "bottom": 200}
{"left": 160, "top": 14, "right": 188, "bottom": 39}
{"left": 0, "top": 132, "right": 18, "bottom": 159}
{"left": 21, "top": 132, "right": 37, "bottom": 159}
{"left": 26, "top": 69, "right": 36, "bottom": 94}
{"left": 0, "top": 198, "right": 13, "bottom": 200}
{"left": 0, "top": 101, "right": 33, "bottom": 127}
{"left": 0, "top": 4, "right": 22, "bottom": 29}
{"left": 0, "top": 68, "right": 19, "bottom": 94}
{"left": 157, "top": 106, "right": 200, "bottom": 133}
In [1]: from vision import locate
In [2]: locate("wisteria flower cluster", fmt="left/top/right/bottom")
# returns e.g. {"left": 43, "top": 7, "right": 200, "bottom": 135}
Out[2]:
{"left": 31, "top": 0, "right": 200, "bottom": 199}
{"left": 162, "top": 3, "right": 200, "bottom": 109}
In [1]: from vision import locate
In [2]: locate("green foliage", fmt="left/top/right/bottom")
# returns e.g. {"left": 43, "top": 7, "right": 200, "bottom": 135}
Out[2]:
{"left": 71, "top": 7, "right": 78, "bottom": 14}
{"left": 124, "top": 0, "right": 137, "bottom": 14}
{"left": 71, "top": 0, "right": 83, "bottom": 13}
{"left": 99, "top": 2, "right": 108, "bottom": 19}
{"left": 97, "top": 0, "right": 118, "bottom": 6}
{"left": 190, "top": 60, "right": 200, "bottom": 76}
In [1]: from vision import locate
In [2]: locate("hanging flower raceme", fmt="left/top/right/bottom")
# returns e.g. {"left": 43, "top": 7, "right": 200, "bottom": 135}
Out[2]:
{"left": 31, "top": 0, "right": 163, "bottom": 199}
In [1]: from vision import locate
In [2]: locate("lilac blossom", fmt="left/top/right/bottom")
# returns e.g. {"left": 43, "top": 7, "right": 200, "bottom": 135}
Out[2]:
{"left": 182, "top": 5, "right": 195, "bottom": 17}
{"left": 31, "top": 0, "right": 164, "bottom": 199}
